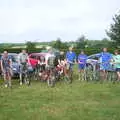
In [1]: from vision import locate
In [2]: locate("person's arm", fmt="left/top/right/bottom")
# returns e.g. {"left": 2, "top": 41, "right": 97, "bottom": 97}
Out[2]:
{"left": 65, "top": 52, "right": 68, "bottom": 61}
{"left": 18, "top": 54, "right": 21, "bottom": 65}
{"left": 114, "top": 57, "right": 120, "bottom": 64}
{"left": 1, "top": 58, "right": 4, "bottom": 72}
{"left": 9, "top": 58, "right": 12, "bottom": 68}
{"left": 27, "top": 56, "right": 31, "bottom": 65}
{"left": 78, "top": 55, "right": 81, "bottom": 64}
{"left": 74, "top": 53, "right": 77, "bottom": 63}
{"left": 58, "top": 59, "right": 61, "bottom": 65}
{"left": 96, "top": 53, "right": 101, "bottom": 58}
{"left": 110, "top": 55, "right": 115, "bottom": 64}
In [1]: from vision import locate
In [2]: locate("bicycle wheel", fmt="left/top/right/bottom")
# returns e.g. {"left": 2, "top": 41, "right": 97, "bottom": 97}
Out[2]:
{"left": 64, "top": 71, "right": 72, "bottom": 84}
{"left": 25, "top": 72, "right": 31, "bottom": 86}
{"left": 47, "top": 69, "right": 56, "bottom": 87}
{"left": 47, "top": 75, "right": 55, "bottom": 87}
{"left": 86, "top": 67, "right": 93, "bottom": 82}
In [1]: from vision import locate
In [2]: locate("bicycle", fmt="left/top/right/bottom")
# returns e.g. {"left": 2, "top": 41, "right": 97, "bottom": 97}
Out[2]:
{"left": 46, "top": 66, "right": 56, "bottom": 87}
{"left": 19, "top": 63, "right": 32, "bottom": 86}
{"left": 64, "top": 61, "right": 74, "bottom": 84}
{"left": 91, "top": 62, "right": 117, "bottom": 82}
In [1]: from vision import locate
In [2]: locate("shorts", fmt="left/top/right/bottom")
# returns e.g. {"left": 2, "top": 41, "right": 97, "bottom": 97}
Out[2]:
{"left": 116, "top": 68, "right": 120, "bottom": 72}
{"left": 3, "top": 67, "right": 13, "bottom": 76}
{"left": 66, "top": 63, "right": 73, "bottom": 71}
{"left": 78, "top": 64, "right": 86, "bottom": 70}
{"left": 100, "top": 63, "right": 111, "bottom": 71}
{"left": 19, "top": 63, "right": 28, "bottom": 74}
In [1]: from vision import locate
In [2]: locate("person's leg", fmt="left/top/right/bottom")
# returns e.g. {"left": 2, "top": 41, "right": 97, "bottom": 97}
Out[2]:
{"left": 78, "top": 64, "right": 81, "bottom": 80}
{"left": 78, "top": 66, "right": 85, "bottom": 81}
{"left": 100, "top": 70, "right": 105, "bottom": 81}
{"left": 8, "top": 68, "right": 13, "bottom": 87}
{"left": 81, "top": 69, "right": 85, "bottom": 81}
{"left": 19, "top": 65, "right": 23, "bottom": 85}
{"left": 104, "top": 70, "right": 108, "bottom": 81}
{"left": 4, "top": 72, "right": 8, "bottom": 87}
{"left": 117, "top": 71, "right": 120, "bottom": 81}
{"left": 100, "top": 64, "right": 107, "bottom": 81}
{"left": 24, "top": 64, "right": 28, "bottom": 84}
{"left": 103, "top": 70, "right": 108, "bottom": 80}
{"left": 8, "top": 72, "right": 12, "bottom": 87}
{"left": 78, "top": 69, "right": 81, "bottom": 81}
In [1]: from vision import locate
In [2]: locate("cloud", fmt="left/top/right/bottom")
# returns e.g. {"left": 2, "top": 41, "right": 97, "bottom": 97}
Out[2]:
{"left": 0, "top": 0, "right": 120, "bottom": 42}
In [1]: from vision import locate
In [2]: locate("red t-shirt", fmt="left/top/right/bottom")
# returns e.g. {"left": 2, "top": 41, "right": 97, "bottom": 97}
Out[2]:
{"left": 29, "top": 58, "right": 38, "bottom": 68}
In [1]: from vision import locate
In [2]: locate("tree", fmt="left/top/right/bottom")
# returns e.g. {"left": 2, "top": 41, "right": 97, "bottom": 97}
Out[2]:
{"left": 107, "top": 11, "right": 120, "bottom": 45}
{"left": 76, "top": 35, "right": 87, "bottom": 49}
{"left": 51, "top": 38, "right": 68, "bottom": 50}
{"left": 26, "top": 41, "right": 36, "bottom": 52}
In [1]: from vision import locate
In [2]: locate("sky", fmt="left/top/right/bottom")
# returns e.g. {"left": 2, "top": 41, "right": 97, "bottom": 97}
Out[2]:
{"left": 0, "top": 0, "right": 120, "bottom": 43}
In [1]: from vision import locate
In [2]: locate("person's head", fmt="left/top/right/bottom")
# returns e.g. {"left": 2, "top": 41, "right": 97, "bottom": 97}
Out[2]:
{"left": 69, "top": 47, "right": 73, "bottom": 52}
{"left": 103, "top": 48, "right": 108, "bottom": 52}
{"left": 80, "top": 50, "right": 85, "bottom": 54}
{"left": 114, "top": 50, "right": 119, "bottom": 55}
{"left": 48, "top": 48, "right": 53, "bottom": 54}
{"left": 60, "top": 51, "right": 64, "bottom": 55}
{"left": 3, "top": 50, "right": 8, "bottom": 57}
{"left": 22, "top": 49, "right": 27, "bottom": 54}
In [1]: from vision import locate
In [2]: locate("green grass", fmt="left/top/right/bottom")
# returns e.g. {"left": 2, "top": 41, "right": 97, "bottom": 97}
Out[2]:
{"left": 0, "top": 80, "right": 120, "bottom": 120}
{"left": 0, "top": 65, "right": 120, "bottom": 120}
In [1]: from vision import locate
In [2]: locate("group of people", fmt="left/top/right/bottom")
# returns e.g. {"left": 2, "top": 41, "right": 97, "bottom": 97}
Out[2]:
{"left": 0, "top": 50, "right": 29, "bottom": 88}
{"left": 0, "top": 47, "right": 120, "bottom": 88}
{"left": 65, "top": 47, "right": 120, "bottom": 81}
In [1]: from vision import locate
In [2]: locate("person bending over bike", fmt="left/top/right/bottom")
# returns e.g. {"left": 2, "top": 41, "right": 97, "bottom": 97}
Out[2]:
{"left": 46, "top": 48, "right": 59, "bottom": 86}
{"left": 1, "top": 50, "right": 13, "bottom": 88}
{"left": 97, "top": 48, "right": 112, "bottom": 81}
{"left": 57, "top": 51, "right": 66, "bottom": 75}
{"left": 18, "top": 49, "right": 30, "bottom": 85}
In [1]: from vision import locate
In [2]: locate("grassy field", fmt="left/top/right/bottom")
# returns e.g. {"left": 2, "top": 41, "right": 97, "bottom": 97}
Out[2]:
{"left": 0, "top": 77, "right": 120, "bottom": 120}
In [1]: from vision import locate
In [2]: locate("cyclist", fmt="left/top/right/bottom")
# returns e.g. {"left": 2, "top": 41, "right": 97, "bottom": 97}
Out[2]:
{"left": 57, "top": 51, "right": 66, "bottom": 74}
{"left": 39, "top": 56, "right": 46, "bottom": 71}
{"left": 97, "top": 48, "right": 112, "bottom": 80}
{"left": 18, "top": 49, "right": 30, "bottom": 85}
{"left": 66, "top": 47, "right": 77, "bottom": 71}
{"left": 1, "top": 50, "right": 12, "bottom": 88}
{"left": 46, "top": 48, "right": 56, "bottom": 67}
{"left": 112, "top": 50, "right": 120, "bottom": 81}
{"left": 78, "top": 50, "right": 87, "bottom": 80}
{"left": 46, "top": 48, "right": 58, "bottom": 86}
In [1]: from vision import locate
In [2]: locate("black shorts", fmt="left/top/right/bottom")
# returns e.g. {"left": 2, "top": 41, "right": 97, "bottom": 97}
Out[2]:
{"left": 116, "top": 68, "right": 120, "bottom": 72}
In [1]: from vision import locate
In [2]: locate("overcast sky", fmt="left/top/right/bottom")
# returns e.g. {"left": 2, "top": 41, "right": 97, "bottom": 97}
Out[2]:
{"left": 0, "top": 0, "right": 120, "bottom": 43}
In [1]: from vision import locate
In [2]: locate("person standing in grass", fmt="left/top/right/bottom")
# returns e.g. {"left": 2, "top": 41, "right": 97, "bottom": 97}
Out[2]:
{"left": 112, "top": 50, "right": 120, "bottom": 81}
{"left": 97, "top": 48, "right": 112, "bottom": 81}
{"left": 65, "top": 47, "right": 77, "bottom": 82}
{"left": 18, "top": 49, "right": 29, "bottom": 85}
{"left": 66, "top": 47, "right": 77, "bottom": 71}
{"left": 1, "top": 50, "right": 12, "bottom": 88}
{"left": 78, "top": 50, "right": 87, "bottom": 81}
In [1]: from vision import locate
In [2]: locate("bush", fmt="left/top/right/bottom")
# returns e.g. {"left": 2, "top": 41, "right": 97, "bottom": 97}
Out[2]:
{"left": 0, "top": 47, "right": 118, "bottom": 56}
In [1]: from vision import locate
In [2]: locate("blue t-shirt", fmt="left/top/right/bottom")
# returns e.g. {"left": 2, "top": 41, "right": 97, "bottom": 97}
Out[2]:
{"left": 97, "top": 52, "right": 112, "bottom": 63}
{"left": 66, "top": 51, "right": 76, "bottom": 62}
{"left": 78, "top": 54, "right": 87, "bottom": 64}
